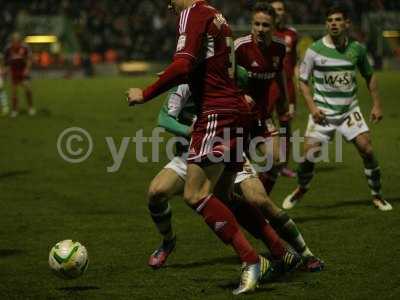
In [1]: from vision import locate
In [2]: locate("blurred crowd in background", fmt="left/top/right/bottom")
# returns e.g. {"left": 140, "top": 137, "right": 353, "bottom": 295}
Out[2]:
{"left": 1, "top": 0, "right": 399, "bottom": 62}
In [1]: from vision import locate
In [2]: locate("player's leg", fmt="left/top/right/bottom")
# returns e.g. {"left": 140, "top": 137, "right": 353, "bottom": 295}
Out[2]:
{"left": 230, "top": 164, "right": 286, "bottom": 261}
{"left": 283, "top": 114, "right": 335, "bottom": 209}
{"left": 184, "top": 163, "right": 269, "bottom": 294}
{"left": 184, "top": 163, "right": 260, "bottom": 264}
{"left": 185, "top": 108, "right": 272, "bottom": 294}
{"left": 10, "top": 81, "right": 19, "bottom": 117}
{"left": 0, "top": 76, "right": 8, "bottom": 114}
{"left": 256, "top": 133, "right": 282, "bottom": 194}
{"left": 217, "top": 164, "right": 286, "bottom": 262}
{"left": 147, "top": 162, "right": 185, "bottom": 268}
{"left": 238, "top": 176, "right": 324, "bottom": 272}
{"left": 339, "top": 107, "right": 392, "bottom": 211}
{"left": 21, "top": 80, "right": 35, "bottom": 116}
{"left": 352, "top": 132, "right": 392, "bottom": 211}
{"left": 0, "top": 83, "right": 9, "bottom": 116}
{"left": 282, "top": 136, "right": 321, "bottom": 209}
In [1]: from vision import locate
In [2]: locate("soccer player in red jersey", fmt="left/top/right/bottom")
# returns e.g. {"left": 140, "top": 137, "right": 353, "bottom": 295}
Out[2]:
{"left": 4, "top": 32, "right": 35, "bottom": 118}
{"left": 235, "top": 2, "right": 292, "bottom": 194}
{"left": 269, "top": 0, "right": 298, "bottom": 177}
{"left": 146, "top": 84, "right": 322, "bottom": 273}
{"left": 127, "top": 0, "right": 271, "bottom": 295}
{"left": 234, "top": 2, "right": 323, "bottom": 271}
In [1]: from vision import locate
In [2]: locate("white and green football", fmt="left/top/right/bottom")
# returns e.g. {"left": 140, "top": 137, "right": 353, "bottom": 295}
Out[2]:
{"left": 49, "top": 240, "right": 89, "bottom": 279}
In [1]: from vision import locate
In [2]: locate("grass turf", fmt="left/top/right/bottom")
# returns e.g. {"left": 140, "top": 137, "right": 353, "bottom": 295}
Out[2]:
{"left": 0, "top": 73, "right": 399, "bottom": 299}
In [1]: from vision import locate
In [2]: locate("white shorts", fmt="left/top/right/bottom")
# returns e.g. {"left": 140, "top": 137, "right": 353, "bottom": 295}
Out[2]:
{"left": 234, "top": 159, "right": 257, "bottom": 184}
{"left": 305, "top": 106, "right": 369, "bottom": 142}
{"left": 163, "top": 155, "right": 256, "bottom": 184}
{"left": 164, "top": 156, "right": 187, "bottom": 180}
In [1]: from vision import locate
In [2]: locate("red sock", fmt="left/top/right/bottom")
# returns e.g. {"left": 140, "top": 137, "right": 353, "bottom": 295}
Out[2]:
{"left": 193, "top": 195, "right": 259, "bottom": 264}
{"left": 231, "top": 231, "right": 260, "bottom": 264}
{"left": 231, "top": 196, "right": 285, "bottom": 259}
{"left": 260, "top": 222, "right": 286, "bottom": 259}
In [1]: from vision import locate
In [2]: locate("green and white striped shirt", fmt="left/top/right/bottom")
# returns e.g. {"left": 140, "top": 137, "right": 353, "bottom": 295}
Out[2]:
{"left": 299, "top": 36, "right": 373, "bottom": 116}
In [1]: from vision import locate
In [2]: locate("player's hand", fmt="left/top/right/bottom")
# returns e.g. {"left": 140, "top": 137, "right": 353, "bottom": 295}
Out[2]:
{"left": 187, "top": 117, "right": 197, "bottom": 137}
{"left": 370, "top": 104, "right": 383, "bottom": 124}
{"left": 283, "top": 103, "right": 296, "bottom": 121}
{"left": 244, "top": 94, "right": 255, "bottom": 108}
{"left": 280, "top": 111, "right": 293, "bottom": 122}
{"left": 288, "top": 103, "right": 295, "bottom": 116}
{"left": 311, "top": 107, "right": 327, "bottom": 126}
{"left": 126, "top": 88, "right": 145, "bottom": 106}
{"left": 187, "top": 123, "right": 194, "bottom": 136}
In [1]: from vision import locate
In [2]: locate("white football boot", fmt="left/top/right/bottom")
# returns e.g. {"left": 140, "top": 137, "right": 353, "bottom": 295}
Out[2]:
{"left": 232, "top": 256, "right": 272, "bottom": 295}
{"left": 282, "top": 187, "right": 307, "bottom": 210}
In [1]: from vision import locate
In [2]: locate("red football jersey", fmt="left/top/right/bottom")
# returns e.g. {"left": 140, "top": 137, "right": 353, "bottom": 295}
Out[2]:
{"left": 235, "top": 34, "right": 286, "bottom": 119}
{"left": 273, "top": 26, "right": 298, "bottom": 78}
{"left": 4, "top": 43, "right": 31, "bottom": 73}
{"left": 174, "top": 0, "right": 243, "bottom": 113}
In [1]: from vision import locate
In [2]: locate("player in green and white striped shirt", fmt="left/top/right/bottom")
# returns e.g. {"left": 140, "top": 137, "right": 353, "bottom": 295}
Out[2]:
{"left": 283, "top": 4, "right": 392, "bottom": 211}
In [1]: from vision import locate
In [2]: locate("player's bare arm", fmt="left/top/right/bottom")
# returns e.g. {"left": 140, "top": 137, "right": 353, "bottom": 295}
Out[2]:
{"left": 276, "top": 70, "right": 293, "bottom": 119}
{"left": 299, "top": 79, "right": 326, "bottom": 125}
{"left": 366, "top": 74, "right": 383, "bottom": 123}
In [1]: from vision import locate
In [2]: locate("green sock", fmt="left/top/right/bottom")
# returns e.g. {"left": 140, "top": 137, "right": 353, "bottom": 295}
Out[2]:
{"left": 363, "top": 155, "right": 382, "bottom": 198}
{"left": 270, "top": 211, "right": 313, "bottom": 258}
{"left": 148, "top": 201, "right": 174, "bottom": 242}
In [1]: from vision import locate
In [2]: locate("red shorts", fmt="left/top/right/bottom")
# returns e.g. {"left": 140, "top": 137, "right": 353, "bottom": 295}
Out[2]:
{"left": 187, "top": 100, "right": 253, "bottom": 172}
{"left": 268, "top": 77, "right": 296, "bottom": 114}
{"left": 11, "top": 71, "right": 30, "bottom": 85}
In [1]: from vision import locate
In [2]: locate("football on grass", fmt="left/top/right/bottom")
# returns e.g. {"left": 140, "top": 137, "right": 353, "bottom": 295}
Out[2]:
{"left": 49, "top": 240, "right": 89, "bottom": 279}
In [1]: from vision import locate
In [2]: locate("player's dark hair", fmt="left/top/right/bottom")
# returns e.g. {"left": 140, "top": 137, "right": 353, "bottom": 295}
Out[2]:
{"left": 268, "top": 0, "right": 284, "bottom": 4}
{"left": 326, "top": 4, "right": 349, "bottom": 19}
{"left": 252, "top": 1, "right": 277, "bottom": 20}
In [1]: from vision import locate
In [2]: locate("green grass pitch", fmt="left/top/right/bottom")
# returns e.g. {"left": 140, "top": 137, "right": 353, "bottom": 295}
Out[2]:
{"left": 0, "top": 73, "right": 399, "bottom": 299}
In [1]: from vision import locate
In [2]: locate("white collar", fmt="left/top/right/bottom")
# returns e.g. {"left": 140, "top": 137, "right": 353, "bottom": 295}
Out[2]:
{"left": 322, "top": 36, "right": 336, "bottom": 48}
